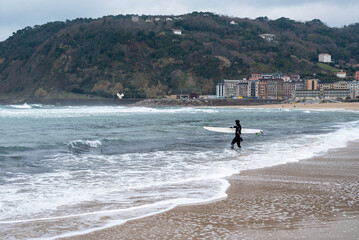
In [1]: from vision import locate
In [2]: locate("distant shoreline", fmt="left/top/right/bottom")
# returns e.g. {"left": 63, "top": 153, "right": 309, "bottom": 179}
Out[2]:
{"left": 0, "top": 98, "right": 282, "bottom": 107}
{"left": 0, "top": 98, "right": 141, "bottom": 106}
{"left": 2, "top": 97, "right": 359, "bottom": 109}
{"left": 206, "top": 101, "right": 359, "bottom": 110}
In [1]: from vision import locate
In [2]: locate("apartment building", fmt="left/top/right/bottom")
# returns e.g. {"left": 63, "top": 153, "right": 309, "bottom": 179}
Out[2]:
{"left": 304, "top": 79, "right": 319, "bottom": 90}
{"left": 216, "top": 80, "right": 248, "bottom": 98}
{"left": 258, "top": 78, "right": 284, "bottom": 99}
{"left": 318, "top": 53, "right": 331, "bottom": 63}
{"left": 355, "top": 71, "right": 359, "bottom": 80}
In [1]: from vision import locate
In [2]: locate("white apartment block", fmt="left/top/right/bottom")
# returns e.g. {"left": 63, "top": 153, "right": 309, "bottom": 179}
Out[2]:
{"left": 318, "top": 53, "right": 331, "bottom": 63}
{"left": 216, "top": 80, "right": 249, "bottom": 98}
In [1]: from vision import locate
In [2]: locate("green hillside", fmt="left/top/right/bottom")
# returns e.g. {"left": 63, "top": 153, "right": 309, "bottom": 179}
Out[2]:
{"left": 0, "top": 12, "right": 359, "bottom": 100}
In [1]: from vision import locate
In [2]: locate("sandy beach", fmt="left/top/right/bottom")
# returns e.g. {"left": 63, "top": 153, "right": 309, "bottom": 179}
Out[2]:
{"left": 202, "top": 101, "right": 359, "bottom": 110}
{"left": 61, "top": 139, "right": 359, "bottom": 239}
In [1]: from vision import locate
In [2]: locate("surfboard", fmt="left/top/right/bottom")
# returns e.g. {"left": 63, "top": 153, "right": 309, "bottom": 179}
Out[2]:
{"left": 203, "top": 126, "right": 263, "bottom": 134}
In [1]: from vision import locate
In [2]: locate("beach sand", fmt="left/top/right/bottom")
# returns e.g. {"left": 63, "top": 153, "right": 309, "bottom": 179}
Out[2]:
{"left": 61, "top": 141, "right": 359, "bottom": 240}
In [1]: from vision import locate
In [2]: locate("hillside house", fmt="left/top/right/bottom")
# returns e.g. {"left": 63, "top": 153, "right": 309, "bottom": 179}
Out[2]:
{"left": 259, "top": 34, "right": 275, "bottom": 42}
{"left": 131, "top": 16, "right": 139, "bottom": 22}
{"left": 336, "top": 71, "right": 347, "bottom": 78}
{"left": 172, "top": 29, "right": 182, "bottom": 35}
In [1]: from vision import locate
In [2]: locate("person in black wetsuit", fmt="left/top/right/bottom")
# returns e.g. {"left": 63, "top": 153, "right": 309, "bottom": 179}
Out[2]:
{"left": 231, "top": 119, "right": 242, "bottom": 149}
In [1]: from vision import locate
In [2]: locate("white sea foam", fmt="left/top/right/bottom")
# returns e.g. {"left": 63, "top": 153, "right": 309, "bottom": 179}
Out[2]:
{"left": 0, "top": 106, "right": 218, "bottom": 118}
{"left": 9, "top": 103, "right": 32, "bottom": 109}
{"left": 68, "top": 139, "right": 102, "bottom": 148}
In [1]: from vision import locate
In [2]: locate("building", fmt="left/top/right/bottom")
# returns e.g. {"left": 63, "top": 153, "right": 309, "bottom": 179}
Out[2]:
{"left": 237, "top": 82, "right": 249, "bottom": 97}
{"left": 216, "top": 80, "right": 249, "bottom": 98}
{"left": 216, "top": 80, "right": 239, "bottom": 98}
{"left": 318, "top": 83, "right": 334, "bottom": 90}
{"left": 259, "top": 34, "right": 275, "bottom": 42}
{"left": 249, "top": 73, "right": 262, "bottom": 80}
{"left": 258, "top": 78, "right": 284, "bottom": 99}
{"left": 283, "top": 82, "right": 296, "bottom": 99}
{"left": 261, "top": 72, "right": 283, "bottom": 79}
{"left": 295, "top": 80, "right": 304, "bottom": 91}
{"left": 348, "top": 81, "right": 359, "bottom": 99}
{"left": 172, "top": 29, "right": 182, "bottom": 35}
{"left": 304, "top": 79, "right": 318, "bottom": 90}
{"left": 355, "top": 71, "right": 359, "bottom": 80}
{"left": 333, "top": 81, "right": 348, "bottom": 89}
{"left": 282, "top": 74, "right": 300, "bottom": 82}
{"left": 131, "top": 16, "right": 139, "bottom": 22}
{"left": 336, "top": 71, "right": 347, "bottom": 78}
{"left": 318, "top": 53, "right": 331, "bottom": 63}
{"left": 295, "top": 89, "right": 351, "bottom": 100}
{"left": 248, "top": 80, "right": 259, "bottom": 98}
{"left": 230, "top": 21, "right": 238, "bottom": 25}
{"left": 348, "top": 81, "right": 359, "bottom": 91}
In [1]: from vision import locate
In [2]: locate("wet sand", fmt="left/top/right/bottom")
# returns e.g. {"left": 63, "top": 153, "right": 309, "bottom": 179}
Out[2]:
{"left": 62, "top": 141, "right": 359, "bottom": 240}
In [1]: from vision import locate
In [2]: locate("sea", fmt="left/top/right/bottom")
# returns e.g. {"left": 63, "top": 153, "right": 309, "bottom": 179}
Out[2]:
{"left": 0, "top": 103, "right": 358, "bottom": 239}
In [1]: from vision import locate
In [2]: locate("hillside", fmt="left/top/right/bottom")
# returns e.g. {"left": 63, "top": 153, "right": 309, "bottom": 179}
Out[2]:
{"left": 0, "top": 12, "right": 359, "bottom": 100}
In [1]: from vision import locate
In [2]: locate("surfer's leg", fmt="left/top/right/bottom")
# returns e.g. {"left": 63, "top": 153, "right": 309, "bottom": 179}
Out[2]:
{"left": 231, "top": 137, "right": 236, "bottom": 149}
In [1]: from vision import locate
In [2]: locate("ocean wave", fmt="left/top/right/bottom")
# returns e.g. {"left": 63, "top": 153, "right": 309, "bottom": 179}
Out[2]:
{"left": 0, "top": 106, "right": 218, "bottom": 118}
{"left": 9, "top": 103, "right": 32, "bottom": 109}
{"left": 67, "top": 140, "right": 102, "bottom": 151}
{"left": 0, "top": 146, "right": 33, "bottom": 154}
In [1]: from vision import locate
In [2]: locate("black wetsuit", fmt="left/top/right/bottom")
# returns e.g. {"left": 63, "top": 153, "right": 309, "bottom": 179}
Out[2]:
{"left": 231, "top": 123, "right": 242, "bottom": 148}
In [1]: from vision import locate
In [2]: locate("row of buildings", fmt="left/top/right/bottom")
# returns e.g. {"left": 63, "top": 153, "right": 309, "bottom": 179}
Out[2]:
{"left": 216, "top": 73, "right": 359, "bottom": 100}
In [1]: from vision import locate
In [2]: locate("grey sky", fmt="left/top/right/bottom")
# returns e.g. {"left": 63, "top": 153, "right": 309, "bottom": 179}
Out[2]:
{"left": 0, "top": 0, "right": 358, "bottom": 41}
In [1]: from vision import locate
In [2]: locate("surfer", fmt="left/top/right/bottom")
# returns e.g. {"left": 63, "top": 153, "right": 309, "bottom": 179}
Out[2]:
{"left": 231, "top": 119, "right": 242, "bottom": 149}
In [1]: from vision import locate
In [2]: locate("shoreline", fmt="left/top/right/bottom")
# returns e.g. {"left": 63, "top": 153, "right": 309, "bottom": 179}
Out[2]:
{"left": 2, "top": 98, "right": 359, "bottom": 110}
{"left": 61, "top": 141, "right": 359, "bottom": 240}
{"left": 202, "top": 101, "right": 359, "bottom": 110}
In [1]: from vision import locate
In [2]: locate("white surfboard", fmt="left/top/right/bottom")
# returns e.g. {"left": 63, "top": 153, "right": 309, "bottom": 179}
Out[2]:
{"left": 203, "top": 126, "right": 263, "bottom": 134}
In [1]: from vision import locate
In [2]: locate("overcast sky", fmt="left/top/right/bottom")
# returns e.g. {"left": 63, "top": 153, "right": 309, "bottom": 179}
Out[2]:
{"left": 0, "top": 0, "right": 358, "bottom": 41}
